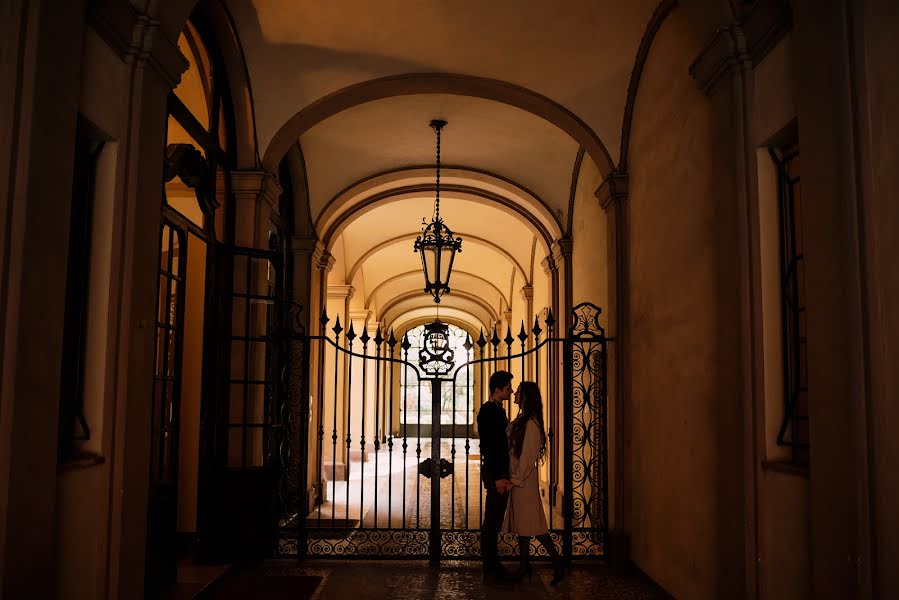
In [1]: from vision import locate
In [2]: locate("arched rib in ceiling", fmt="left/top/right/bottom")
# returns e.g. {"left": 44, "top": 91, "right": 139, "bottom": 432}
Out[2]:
{"left": 317, "top": 168, "right": 562, "bottom": 250}
{"left": 346, "top": 233, "right": 528, "bottom": 287}
{"left": 313, "top": 165, "right": 564, "bottom": 246}
{"left": 341, "top": 235, "right": 521, "bottom": 314}
{"left": 379, "top": 291, "right": 498, "bottom": 329}
{"left": 365, "top": 270, "right": 508, "bottom": 311}
{"left": 321, "top": 183, "right": 561, "bottom": 253}
{"left": 389, "top": 310, "right": 490, "bottom": 343}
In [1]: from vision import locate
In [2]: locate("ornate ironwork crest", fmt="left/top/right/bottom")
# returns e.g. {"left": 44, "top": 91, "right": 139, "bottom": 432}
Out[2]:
{"left": 418, "top": 320, "right": 454, "bottom": 375}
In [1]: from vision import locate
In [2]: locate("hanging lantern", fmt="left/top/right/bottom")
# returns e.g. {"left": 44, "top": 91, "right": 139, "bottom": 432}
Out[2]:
{"left": 414, "top": 119, "right": 462, "bottom": 303}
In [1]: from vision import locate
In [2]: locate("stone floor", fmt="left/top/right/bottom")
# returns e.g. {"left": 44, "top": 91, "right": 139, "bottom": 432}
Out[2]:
{"left": 197, "top": 560, "right": 673, "bottom": 599}
{"left": 310, "top": 438, "right": 566, "bottom": 530}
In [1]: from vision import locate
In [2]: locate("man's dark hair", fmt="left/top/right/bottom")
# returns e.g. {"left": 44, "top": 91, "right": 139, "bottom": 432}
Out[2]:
{"left": 488, "top": 370, "right": 514, "bottom": 394}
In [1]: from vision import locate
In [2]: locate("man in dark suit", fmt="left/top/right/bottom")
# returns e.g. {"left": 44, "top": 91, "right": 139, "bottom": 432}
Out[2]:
{"left": 477, "top": 370, "right": 514, "bottom": 579}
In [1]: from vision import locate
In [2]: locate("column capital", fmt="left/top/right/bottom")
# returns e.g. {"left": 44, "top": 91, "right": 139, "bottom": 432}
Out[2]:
{"left": 595, "top": 169, "right": 629, "bottom": 211}
{"left": 349, "top": 308, "right": 371, "bottom": 323}
{"left": 541, "top": 254, "right": 557, "bottom": 275}
{"left": 291, "top": 235, "right": 324, "bottom": 258}
{"left": 688, "top": 1, "right": 791, "bottom": 96}
{"left": 551, "top": 238, "right": 573, "bottom": 263}
{"left": 519, "top": 285, "right": 534, "bottom": 301}
{"left": 231, "top": 170, "right": 282, "bottom": 210}
{"left": 317, "top": 251, "right": 336, "bottom": 273}
{"left": 327, "top": 284, "right": 355, "bottom": 301}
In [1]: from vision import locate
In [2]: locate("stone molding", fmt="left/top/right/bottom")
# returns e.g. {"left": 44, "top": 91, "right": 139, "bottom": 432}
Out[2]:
{"left": 87, "top": 0, "right": 188, "bottom": 88}
{"left": 595, "top": 169, "right": 630, "bottom": 211}
{"left": 290, "top": 235, "right": 324, "bottom": 259}
{"left": 231, "top": 170, "right": 283, "bottom": 211}
{"left": 541, "top": 254, "right": 557, "bottom": 275}
{"left": 349, "top": 309, "right": 372, "bottom": 323}
{"left": 689, "top": 0, "right": 792, "bottom": 95}
{"left": 519, "top": 285, "right": 534, "bottom": 302}
{"left": 327, "top": 285, "right": 355, "bottom": 301}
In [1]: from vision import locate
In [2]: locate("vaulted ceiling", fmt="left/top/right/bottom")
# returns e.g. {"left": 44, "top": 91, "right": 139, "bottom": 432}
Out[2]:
{"left": 223, "top": 0, "right": 661, "bottom": 330}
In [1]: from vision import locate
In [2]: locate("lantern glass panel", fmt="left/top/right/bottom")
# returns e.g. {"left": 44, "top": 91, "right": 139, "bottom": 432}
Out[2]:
{"left": 422, "top": 244, "right": 437, "bottom": 287}
{"left": 439, "top": 244, "right": 454, "bottom": 284}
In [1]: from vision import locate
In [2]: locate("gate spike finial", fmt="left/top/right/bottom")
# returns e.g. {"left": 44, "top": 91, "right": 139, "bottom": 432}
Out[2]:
{"left": 346, "top": 321, "right": 356, "bottom": 342}
{"left": 360, "top": 325, "right": 370, "bottom": 345}
{"left": 387, "top": 328, "right": 398, "bottom": 348}
{"left": 374, "top": 325, "right": 384, "bottom": 346}
{"left": 490, "top": 324, "right": 500, "bottom": 348}
{"left": 476, "top": 329, "right": 487, "bottom": 350}
{"left": 463, "top": 333, "right": 473, "bottom": 351}
{"left": 532, "top": 315, "right": 543, "bottom": 338}
{"left": 545, "top": 308, "right": 555, "bottom": 330}
{"left": 518, "top": 321, "right": 527, "bottom": 343}
{"left": 320, "top": 308, "right": 329, "bottom": 325}
{"left": 503, "top": 326, "right": 514, "bottom": 347}
{"left": 401, "top": 332, "right": 411, "bottom": 351}
{"left": 332, "top": 315, "right": 343, "bottom": 337}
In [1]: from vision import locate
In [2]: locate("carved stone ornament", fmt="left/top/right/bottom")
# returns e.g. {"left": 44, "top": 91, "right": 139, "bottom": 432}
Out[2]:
{"left": 164, "top": 143, "right": 217, "bottom": 215}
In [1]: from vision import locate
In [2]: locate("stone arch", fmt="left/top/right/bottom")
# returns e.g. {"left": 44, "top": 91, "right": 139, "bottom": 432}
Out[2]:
{"left": 261, "top": 73, "right": 616, "bottom": 177}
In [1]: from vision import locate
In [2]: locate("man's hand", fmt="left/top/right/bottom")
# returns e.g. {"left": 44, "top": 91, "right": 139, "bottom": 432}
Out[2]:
{"left": 495, "top": 479, "right": 511, "bottom": 494}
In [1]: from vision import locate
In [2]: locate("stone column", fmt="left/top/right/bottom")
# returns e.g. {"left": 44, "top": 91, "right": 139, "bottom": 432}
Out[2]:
{"left": 520, "top": 285, "right": 534, "bottom": 378}
{"left": 230, "top": 170, "right": 282, "bottom": 250}
{"left": 289, "top": 235, "right": 324, "bottom": 506}
{"left": 321, "top": 284, "right": 353, "bottom": 487}
{"left": 540, "top": 253, "right": 561, "bottom": 507}
{"left": 596, "top": 168, "right": 628, "bottom": 561}
{"left": 347, "top": 309, "right": 371, "bottom": 468}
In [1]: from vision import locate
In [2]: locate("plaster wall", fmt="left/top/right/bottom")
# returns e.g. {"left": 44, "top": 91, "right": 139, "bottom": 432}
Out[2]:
{"left": 856, "top": 1, "right": 899, "bottom": 595}
{"left": 623, "top": 11, "right": 743, "bottom": 599}
{"left": 508, "top": 269, "right": 528, "bottom": 384}
{"left": 571, "top": 159, "right": 607, "bottom": 310}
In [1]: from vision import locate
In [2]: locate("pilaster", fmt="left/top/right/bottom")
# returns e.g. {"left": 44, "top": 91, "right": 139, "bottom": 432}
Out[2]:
{"left": 230, "top": 170, "right": 282, "bottom": 249}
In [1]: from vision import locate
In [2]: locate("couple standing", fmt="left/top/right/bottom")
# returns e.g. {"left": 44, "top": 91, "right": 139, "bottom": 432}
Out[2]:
{"left": 477, "top": 370, "right": 564, "bottom": 585}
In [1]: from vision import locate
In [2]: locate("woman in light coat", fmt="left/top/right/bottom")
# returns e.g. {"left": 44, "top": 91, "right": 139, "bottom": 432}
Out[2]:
{"left": 502, "top": 381, "right": 564, "bottom": 585}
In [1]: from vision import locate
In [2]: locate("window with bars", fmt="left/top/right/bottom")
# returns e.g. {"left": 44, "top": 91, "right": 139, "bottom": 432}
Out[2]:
{"left": 226, "top": 250, "right": 279, "bottom": 468}
{"left": 58, "top": 120, "right": 104, "bottom": 463}
{"left": 770, "top": 143, "right": 810, "bottom": 466}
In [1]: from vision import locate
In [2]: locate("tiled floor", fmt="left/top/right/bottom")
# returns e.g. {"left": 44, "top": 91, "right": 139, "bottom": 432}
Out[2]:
{"left": 198, "top": 560, "right": 673, "bottom": 599}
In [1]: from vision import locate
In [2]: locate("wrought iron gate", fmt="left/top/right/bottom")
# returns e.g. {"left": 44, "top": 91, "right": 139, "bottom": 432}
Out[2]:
{"left": 277, "top": 302, "right": 608, "bottom": 562}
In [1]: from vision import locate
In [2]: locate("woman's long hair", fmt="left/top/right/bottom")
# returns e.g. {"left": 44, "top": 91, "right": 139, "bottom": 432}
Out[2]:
{"left": 509, "top": 381, "right": 547, "bottom": 464}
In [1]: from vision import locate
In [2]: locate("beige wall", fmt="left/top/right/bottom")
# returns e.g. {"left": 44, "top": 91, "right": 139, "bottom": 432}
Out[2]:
{"left": 623, "top": 10, "right": 744, "bottom": 599}
{"left": 571, "top": 159, "right": 607, "bottom": 310}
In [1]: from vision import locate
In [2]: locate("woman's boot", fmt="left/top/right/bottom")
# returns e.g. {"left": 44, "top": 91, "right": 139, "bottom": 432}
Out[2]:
{"left": 514, "top": 536, "right": 533, "bottom": 582}
{"left": 537, "top": 534, "right": 565, "bottom": 586}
